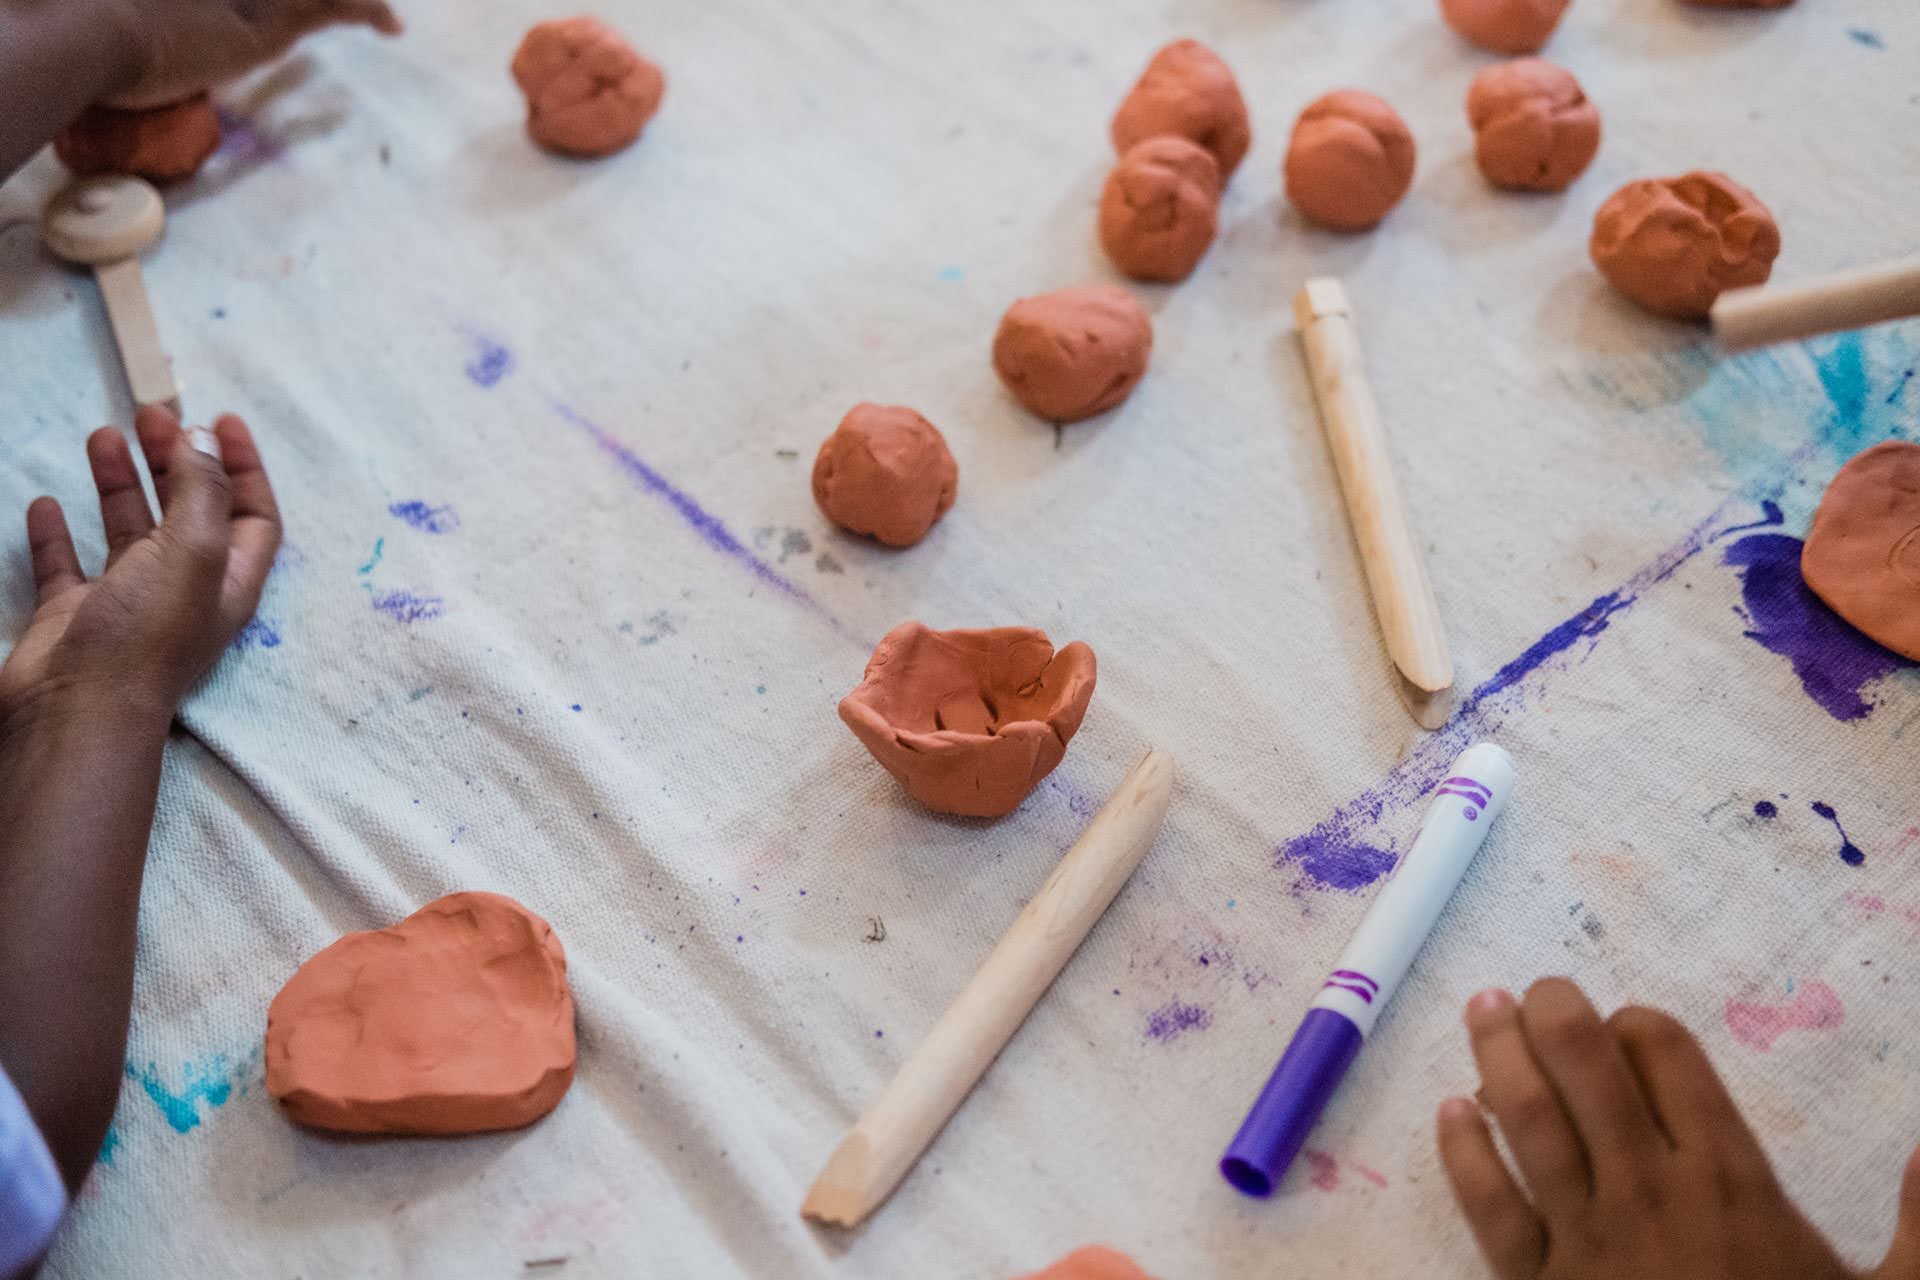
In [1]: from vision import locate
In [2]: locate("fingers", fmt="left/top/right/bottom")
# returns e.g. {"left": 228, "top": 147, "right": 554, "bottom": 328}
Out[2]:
{"left": 157, "top": 427, "right": 234, "bottom": 564}
{"left": 24, "top": 499, "right": 84, "bottom": 605}
{"left": 1874, "top": 1144, "right": 1920, "bottom": 1280}
{"left": 133, "top": 406, "right": 183, "bottom": 510}
{"left": 1438, "top": 1097, "right": 1545, "bottom": 1280}
{"left": 1466, "top": 988, "right": 1590, "bottom": 1214}
{"left": 1607, "top": 1006, "right": 1767, "bottom": 1174}
{"left": 1519, "top": 979, "right": 1666, "bottom": 1190}
{"left": 85, "top": 428, "right": 156, "bottom": 567}
{"left": 211, "top": 415, "right": 281, "bottom": 627}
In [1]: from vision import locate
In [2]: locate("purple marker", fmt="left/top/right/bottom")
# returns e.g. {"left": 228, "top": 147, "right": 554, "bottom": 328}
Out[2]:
{"left": 1221, "top": 742, "right": 1515, "bottom": 1196}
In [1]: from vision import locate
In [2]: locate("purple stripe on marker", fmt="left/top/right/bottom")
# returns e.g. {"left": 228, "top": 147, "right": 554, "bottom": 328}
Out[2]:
{"left": 1321, "top": 980, "right": 1374, "bottom": 1004}
{"left": 1440, "top": 777, "right": 1492, "bottom": 800}
{"left": 1436, "top": 787, "right": 1488, "bottom": 804}
{"left": 1329, "top": 969, "right": 1379, "bottom": 992}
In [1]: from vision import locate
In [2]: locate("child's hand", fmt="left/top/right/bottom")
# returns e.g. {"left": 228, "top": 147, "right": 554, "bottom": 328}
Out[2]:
{"left": 1438, "top": 978, "right": 1920, "bottom": 1280}
{"left": 103, "top": 0, "right": 402, "bottom": 109}
{"left": 0, "top": 410, "right": 281, "bottom": 726}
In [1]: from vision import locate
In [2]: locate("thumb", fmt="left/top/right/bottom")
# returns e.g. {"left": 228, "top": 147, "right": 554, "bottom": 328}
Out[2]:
{"left": 1873, "top": 1145, "right": 1920, "bottom": 1280}
{"left": 160, "top": 427, "right": 233, "bottom": 560}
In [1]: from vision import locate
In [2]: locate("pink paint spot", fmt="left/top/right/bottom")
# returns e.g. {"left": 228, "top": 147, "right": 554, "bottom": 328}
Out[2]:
{"left": 1725, "top": 980, "right": 1844, "bottom": 1052}
{"left": 1355, "top": 1162, "right": 1389, "bottom": 1189}
{"left": 1891, "top": 826, "right": 1920, "bottom": 859}
{"left": 1303, "top": 1148, "right": 1340, "bottom": 1192}
{"left": 1844, "top": 891, "right": 1888, "bottom": 913}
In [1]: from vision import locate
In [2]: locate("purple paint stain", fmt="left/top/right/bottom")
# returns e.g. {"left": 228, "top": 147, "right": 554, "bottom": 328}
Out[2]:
{"left": 1810, "top": 801, "right": 1865, "bottom": 866}
{"left": 464, "top": 337, "right": 513, "bottom": 388}
{"left": 1461, "top": 590, "right": 1634, "bottom": 714}
{"left": 233, "top": 617, "right": 281, "bottom": 650}
{"left": 1145, "top": 1001, "right": 1212, "bottom": 1042}
{"left": 214, "top": 108, "right": 282, "bottom": 167}
{"left": 1722, "top": 533, "right": 1914, "bottom": 721}
{"left": 387, "top": 500, "right": 460, "bottom": 534}
{"left": 370, "top": 589, "right": 444, "bottom": 624}
{"left": 1280, "top": 824, "right": 1398, "bottom": 891}
{"left": 1753, "top": 800, "right": 1777, "bottom": 819}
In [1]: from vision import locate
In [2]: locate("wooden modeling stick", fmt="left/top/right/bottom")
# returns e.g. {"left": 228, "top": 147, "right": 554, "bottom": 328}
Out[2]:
{"left": 1712, "top": 254, "right": 1920, "bottom": 352}
{"left": 1293, "top": 277, "right": 1453, "bottom": 707}
{"left": 40, "top": 175, "right": 181, "bottom": 416}
{"left": 801, "top": 748, "right": 1175, "bottom": 1230}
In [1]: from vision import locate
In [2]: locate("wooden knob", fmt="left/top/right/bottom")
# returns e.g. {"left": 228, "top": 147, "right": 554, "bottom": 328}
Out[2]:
{"left": 40, "top": 175, "right": 165, "bottom": 265}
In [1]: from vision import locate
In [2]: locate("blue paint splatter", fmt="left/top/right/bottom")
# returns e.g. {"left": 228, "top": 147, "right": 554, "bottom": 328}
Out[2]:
{"left": 1811, "top": 801, "right": 1865, "bottom": 866}
{"left": 96, "top": 1126, "right": 119, "bottom": 1167}
{"left": 125, "top": 1057, "right": 235, "bottom": 1134}
{"left": 569, "top": 703, "right": 582, "bottom": 712}
{"left": 1723, "top": 532, "right": 1914, "bottom": 721}
{"left": 1462, "top": 591, "right": 1635, "bottom": 714}
{"left": 357, "top": 538, "right": 384, "bottom": 576}
{"left": 1754, "top": 800, "right": 1778, "bottom": 819}
{"left": 1848, "top": 28, "right": 1884, "bottom": 49}
{"left": 1145, "top": 1001, "right": 1212, "bottom": 1042}
{"left": 1713, "top": 500, "right": 1786, "bottom": 543}
{"left": 370, "top": 588, "right": 445, "bottom": 623}
{"left": 1811, "top": 334, "right": 1870, "bottom": 455}
{"left": 387, "top": 500, "right": 460, "bottom": 534}
{"left": 464, "top": 336, "right": 513, "bottom": 388}
{"left": 233, "top": 617, "right": 281, "bottom": 650}
{"left": 936, "top": 266, "right": 966, "bottom": 283}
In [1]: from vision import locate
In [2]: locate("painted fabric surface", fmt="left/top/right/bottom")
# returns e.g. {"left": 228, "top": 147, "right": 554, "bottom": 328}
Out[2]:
{"left": 1, "top": 3, "right": 1916, "bottom": 1276}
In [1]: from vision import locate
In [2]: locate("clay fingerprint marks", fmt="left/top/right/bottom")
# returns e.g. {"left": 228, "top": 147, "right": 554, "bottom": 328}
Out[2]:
{"left": 1466, "top": 59, "right": 1600, "bottom": 193}
{"left": 812, "top": 404, "right": 958, "bottom": 548}
{"left": 1589, "top": 172, "right": 1780, "bottom": 320}
{"left": 266, "top": 892, "right": 576, "bottom": 1136}
{"left": 512, "top": 17, "right": 665, "bottom": 157}
{"left": 1438, "top": 0, "right": 1570, "bottom": 54}
{"left": 1100, "top": 137, "right": 1221, "bottom": 284}
{"left": 1014, "top": 1246, "right": 1157, "bottom": 1280}
{"left": 1802, "top": 442, "right": 1920, "bottom": 662}
{"left": 993, "top": 286, "right": 1153, "bottom": 423}
{"left": 54, "top": 95, "right": 222, "bottom": 184}
{"left": 839, "top": 623, "right": 1097, "bottom": 819}
{"left": 1284, "top": 91, "right": 1417, "bottom": 232}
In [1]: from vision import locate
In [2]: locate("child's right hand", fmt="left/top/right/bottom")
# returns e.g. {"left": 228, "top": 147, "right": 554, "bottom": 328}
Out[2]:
{"left": 0, "top": 409, "right": 280, "bottom": 728}
{"left": 102, "top": 0, "right": 402, "bottom": 109}
{"left": 1438, "top": 979, "right": 1920, "bottom": 1280}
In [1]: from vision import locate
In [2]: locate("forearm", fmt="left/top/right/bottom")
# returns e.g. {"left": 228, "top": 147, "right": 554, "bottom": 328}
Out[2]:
{"left": 0, "top": 686, "right": 169, "bottom": 1191}
{"left": 0, "top": 0, "right": 136, "bottom": 183}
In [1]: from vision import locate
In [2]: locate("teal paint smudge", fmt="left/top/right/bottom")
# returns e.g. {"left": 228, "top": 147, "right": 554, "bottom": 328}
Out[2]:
{"left": 357, "top": 538, "right": 384, "bottom": 576}
{"left": 97, "top": 1126, "right": 119, "bottom": 1167}
{"left": 125, "top": 1056, "right": 236, "bottom": 1134}
{"left": 1810, "top": 333, "right": 1871, "bottom": 455}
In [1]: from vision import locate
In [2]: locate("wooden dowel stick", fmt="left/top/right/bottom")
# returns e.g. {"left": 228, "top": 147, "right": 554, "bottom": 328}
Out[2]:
{"left": 801, "top": 748, "right": 1176, "bottom": 1230}
{"left": 1712, "top": 255, "right": 1920, "bottom": 353}
{"left": 1292, "top": 277, "right": 1453, "bottom": 696}
{"left": 96, "top": 257, "right": 180, "bottom": 414}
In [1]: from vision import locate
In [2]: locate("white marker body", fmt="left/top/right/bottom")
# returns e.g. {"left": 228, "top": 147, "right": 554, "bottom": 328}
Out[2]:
{"left": 1309, "top": 743, "right": 1515, "bottom": 1036}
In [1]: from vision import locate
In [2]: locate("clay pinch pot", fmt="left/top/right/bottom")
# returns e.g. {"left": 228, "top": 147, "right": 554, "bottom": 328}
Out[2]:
{"left": 265, "top": 891, "right": 576, "bottom": 1136}
{"left": 839, "top": 623, "right": 1097, "bottom": 819}
{"left": 1802, "top": 441, "right": 1920, "bottom": 661}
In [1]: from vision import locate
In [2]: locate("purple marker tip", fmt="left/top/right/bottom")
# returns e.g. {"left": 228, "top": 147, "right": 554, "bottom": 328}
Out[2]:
{"left": 1219, "top": 1008, "right": 1363, "bottom": 1196}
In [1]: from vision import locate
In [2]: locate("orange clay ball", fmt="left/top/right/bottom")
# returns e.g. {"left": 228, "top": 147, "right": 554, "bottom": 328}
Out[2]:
{"left": 53, "top": 95, "right": 221, "bottom": 185}
{"left": 1283, "top": 90, "right": 1416, "bottom": 232}
{"left": 1466, "top": 59, "right": 1600, "bottom": 192}
{"left": 1098, "top": 135, "right": 1222, "bottom": 283}
{"left": 511, "top": 17, "right": 664, "bottom": 157}
{"left": 1588, "top": 171, "right": 1779, "bottom": 320}
{"left": 1438, "top": 0, "right": 1572, "bottom": 54}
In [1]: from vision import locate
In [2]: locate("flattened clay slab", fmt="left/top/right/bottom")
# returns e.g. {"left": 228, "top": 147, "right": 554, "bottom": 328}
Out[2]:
{"left": 1802, "top": 441, "right": 1920, "bottom": 661}
{"left": 266, "top": 892, "right": 576, "bottom": 1135}
{"left": 840, "top": 623, "right": 1097, "bottom": 818}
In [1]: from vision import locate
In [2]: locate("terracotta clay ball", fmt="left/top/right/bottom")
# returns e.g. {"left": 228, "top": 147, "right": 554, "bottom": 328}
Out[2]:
{"left": 992, "top": 285, "right": 1152, "bottom": 423}
{"left": 1466, "top": 59, "right": 1599, "bottom": 193}
{"left": 265, "top": 892, "right": 576, "bottom": 1136}
{"left": 1681, "top": 0, "right": 1793, "bottom": 7}
{"left": 1802, "top": 442, "right": 1920, "bottom": 661}
{"left": 811, "top": 404, "right": 958, "bottom": 548}
{"left": 511, "top": 17, "right": 664, "bottom": 157}
{"left": 1017, "top": 1247, "right": 1157, "bottom": 1280}
{"left": 1098, "top": 136, "right": 1222, "bottom": 283}
{"left": 1588, "top": 171, "right": 1779, "bottom": 320}
{"left": 839, "top": 623, "right": 1097, "bottom": 819}
{"left": 1110, "top": 39, "right": 1251, "bottom": 180}
{"left": 1438, "top": 0, "right": 1572, "bottom": 54}
{"left": 1284, "top": 90, "right": 1416, "bottom": 232}
{"left": 53, "top": 94, "right": 221, "bottom": 185}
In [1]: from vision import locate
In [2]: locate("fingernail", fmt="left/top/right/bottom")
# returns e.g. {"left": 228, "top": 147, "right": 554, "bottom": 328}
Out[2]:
{"left": 188, "top": 426, "right": 222, "bottom": 460}
{"left": 1467, "top": 988, "right": 1514, "bottom": 1019}
{"left": 1439, "top": 1096, "right": 1477, "bottom": 1124}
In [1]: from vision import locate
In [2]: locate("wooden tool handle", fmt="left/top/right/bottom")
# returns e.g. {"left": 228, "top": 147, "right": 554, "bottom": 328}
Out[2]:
{"left": 801, "top": 748, "right": 1176, "bottom": 1229}
{"left": 1293, "top": 278, "right": 1453, "bottom": 694}
{"left": 1712, "top": 255, "right": 1920, "bottom": 352}
{"left": 95, "top": 257, "right": 179, "bottom": 414}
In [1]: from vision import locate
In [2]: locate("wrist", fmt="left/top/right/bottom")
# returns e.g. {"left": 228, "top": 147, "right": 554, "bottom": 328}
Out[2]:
{"left": 0, "top": 677, "right": 173, "bottom": 757}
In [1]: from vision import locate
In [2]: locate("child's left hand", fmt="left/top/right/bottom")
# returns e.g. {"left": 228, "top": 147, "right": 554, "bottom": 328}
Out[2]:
{"left": 0, "top": 409, "right": 281, "bottom": 728}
